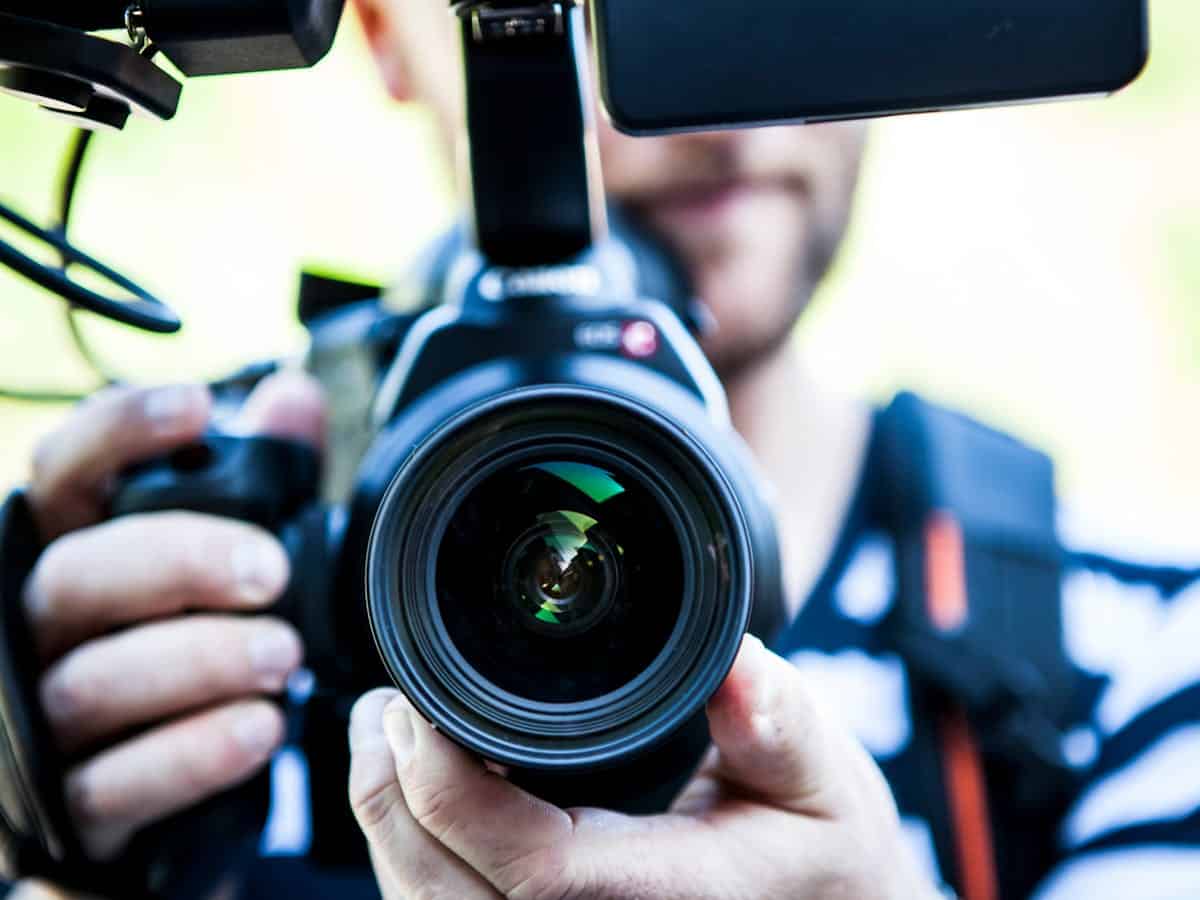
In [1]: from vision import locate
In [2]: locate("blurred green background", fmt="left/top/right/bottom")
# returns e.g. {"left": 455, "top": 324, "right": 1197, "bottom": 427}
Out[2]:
{"left": 1, "top": 3, "right": 1197, "bottom": 545}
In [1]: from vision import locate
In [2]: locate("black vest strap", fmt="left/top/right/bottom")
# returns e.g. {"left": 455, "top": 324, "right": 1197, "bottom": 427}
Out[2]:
{"left": 876, "top": 393, "right": 1081, "bottom": 900}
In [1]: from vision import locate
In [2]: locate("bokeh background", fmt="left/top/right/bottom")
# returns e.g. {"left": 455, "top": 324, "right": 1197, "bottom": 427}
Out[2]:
{"left": 1, "top": 2, "right": 1197, "bottom": 550}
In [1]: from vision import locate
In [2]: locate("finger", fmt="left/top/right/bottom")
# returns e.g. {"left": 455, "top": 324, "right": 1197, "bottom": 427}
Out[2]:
{"left": 348, "top": 689, "right": 499, "bottom": 900}
{"left": 380, "top": 693, "right": 588, "bottom": 899}
{"left": 7, "top": 881, "right": 79, "bottom": 900}
{"left": 667, "top": 745, "right": 724, "bottom": 816}
{"left": 29, "top": 384, "right": 212, "bottom": 540}
{"left": 704, "top": 634, "right": 855, "bottom": 817}
{"left": 228, "top": 370, "right": 327, "bottom": 450}
{"left": 24, "top": 512, "right": 289, "bottom": 661}
{"left": 385, "top": 693, "right": 791, "bottom": 900}
{"left": 41, "top": 615, "right": 303, "bottom": 754}
{"left": 64, "top": 699, "right": 285, "bottom": 861}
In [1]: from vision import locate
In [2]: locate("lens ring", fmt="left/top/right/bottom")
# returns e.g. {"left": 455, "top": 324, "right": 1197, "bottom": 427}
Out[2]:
{"left": 366, "top": 387, "right": 755, "bottom": 770}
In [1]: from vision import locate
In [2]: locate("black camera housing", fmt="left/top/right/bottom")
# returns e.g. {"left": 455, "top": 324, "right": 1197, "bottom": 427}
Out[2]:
{"left": 114, "top": 220, "right": 785, "bottom": 820}
{"left": 592, "top": 0, "right": 1148, "bottom": 133}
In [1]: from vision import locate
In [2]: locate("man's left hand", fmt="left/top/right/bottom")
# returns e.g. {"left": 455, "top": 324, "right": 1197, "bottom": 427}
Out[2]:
{"left": 348, "top": 635, "right": 936, "bottom": 900}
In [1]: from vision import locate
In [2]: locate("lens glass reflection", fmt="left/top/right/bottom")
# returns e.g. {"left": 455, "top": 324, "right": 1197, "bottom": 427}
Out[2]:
{"left": 436, "top": 457, "right": 684, "bottom": 703}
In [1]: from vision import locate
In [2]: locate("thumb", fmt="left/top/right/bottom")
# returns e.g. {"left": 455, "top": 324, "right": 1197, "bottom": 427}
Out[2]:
{"left": 705, "top": 635, "right": 858, "bottom": 817}
{"left": 229, "top": 370, "right": 328, "bottom": 450}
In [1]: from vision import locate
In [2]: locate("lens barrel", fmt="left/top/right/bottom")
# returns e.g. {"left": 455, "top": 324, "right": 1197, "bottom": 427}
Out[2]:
{"left": 366, "top": 386, "right": 758, "bottom": 775}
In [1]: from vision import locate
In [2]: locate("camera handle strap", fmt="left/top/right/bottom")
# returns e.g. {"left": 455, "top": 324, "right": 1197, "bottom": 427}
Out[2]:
{"left": 875, "top": 394, "right": 1082, "bottom": 900}
{"left": 0, "top": 490, "right": 87, "bottom": 886}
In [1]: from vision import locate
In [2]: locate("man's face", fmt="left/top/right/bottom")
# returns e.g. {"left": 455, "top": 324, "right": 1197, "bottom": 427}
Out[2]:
{"left": 359, "top": 0, "right": 866, "bottom": 377}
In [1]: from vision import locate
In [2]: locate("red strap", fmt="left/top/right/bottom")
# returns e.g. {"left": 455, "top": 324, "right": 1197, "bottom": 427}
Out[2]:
{"left": 925, "top": 513, "right": 998, "bottom": 900}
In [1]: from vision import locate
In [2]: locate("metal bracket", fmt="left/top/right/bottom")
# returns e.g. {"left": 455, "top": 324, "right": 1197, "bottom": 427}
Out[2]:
{"left": 470, "top": 3, "right": 565, "bottom": 44}
{"left": 124, "top": 3, "right": 151, "bottom": 54}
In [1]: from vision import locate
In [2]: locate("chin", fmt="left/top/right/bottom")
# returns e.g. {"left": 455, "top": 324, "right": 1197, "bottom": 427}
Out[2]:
{"left": 699, "top": 296, "right": 801, "bottom": 380}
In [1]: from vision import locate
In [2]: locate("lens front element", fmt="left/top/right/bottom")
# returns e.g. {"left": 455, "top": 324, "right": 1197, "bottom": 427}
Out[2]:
{"left": 437, "top": 457, "right": 685, "bottom": 705}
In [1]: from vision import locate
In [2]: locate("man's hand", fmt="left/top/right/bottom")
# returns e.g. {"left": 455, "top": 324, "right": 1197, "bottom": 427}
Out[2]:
{"left": 349, "top": 635, "right": 937, "bottom": 900}
{"left": 19, "top": 373, "right": 326, "bottom": 861}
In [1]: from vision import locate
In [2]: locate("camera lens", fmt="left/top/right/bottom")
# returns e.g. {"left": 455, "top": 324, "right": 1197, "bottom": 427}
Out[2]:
{"left": 436, "top": 458, "right": 684, "bottom": 704}
{"left": 365, "top": 387, "right": 773, "bottom": 779}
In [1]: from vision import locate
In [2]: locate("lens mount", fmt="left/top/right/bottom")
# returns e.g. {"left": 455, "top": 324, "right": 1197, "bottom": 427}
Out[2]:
{"left": 366, "top": 386, "right": 753, "bottom": 771}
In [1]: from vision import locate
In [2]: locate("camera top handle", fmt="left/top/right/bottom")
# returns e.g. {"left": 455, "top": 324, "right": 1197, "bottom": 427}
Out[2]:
{"left": 456, "top": 1, "right": 606, "bottom": 267}
{"left": 0, "top": 2, "right": 133, "bottom": 31}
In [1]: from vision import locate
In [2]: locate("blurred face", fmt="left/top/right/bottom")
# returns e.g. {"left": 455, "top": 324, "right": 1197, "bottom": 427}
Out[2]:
{"left": 357, "top": 0, "right": 866, "bottom": 377}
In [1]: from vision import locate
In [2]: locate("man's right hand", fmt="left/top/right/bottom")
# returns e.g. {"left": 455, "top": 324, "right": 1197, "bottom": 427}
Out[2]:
{"left": 18, "top": 373, "right": 326, "bottom": 862}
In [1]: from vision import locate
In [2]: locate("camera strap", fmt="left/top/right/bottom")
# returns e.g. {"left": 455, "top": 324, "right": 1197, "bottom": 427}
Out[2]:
{"left": 875, "top": 394, "right": 1082, "bottom": 900}
{"left": 0, "top": 490, "right": 84, "bottom": 884}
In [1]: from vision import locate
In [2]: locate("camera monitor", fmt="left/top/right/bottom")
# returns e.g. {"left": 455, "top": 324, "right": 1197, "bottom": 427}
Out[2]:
{"left": 591, "top": 0, "right": 1148, "bottom": 133}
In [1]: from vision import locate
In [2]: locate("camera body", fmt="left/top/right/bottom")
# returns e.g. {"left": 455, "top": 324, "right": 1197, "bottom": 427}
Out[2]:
{"left": 113, "top": 220, "right": 785, "bottom": 820}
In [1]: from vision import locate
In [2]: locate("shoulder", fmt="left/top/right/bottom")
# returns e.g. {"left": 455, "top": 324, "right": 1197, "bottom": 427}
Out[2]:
{"left": 1059, "top": 499, "right": 1200, "bottom": 704}
{"left": 1041, "top": 501, "right": 1200, "bottom": 894}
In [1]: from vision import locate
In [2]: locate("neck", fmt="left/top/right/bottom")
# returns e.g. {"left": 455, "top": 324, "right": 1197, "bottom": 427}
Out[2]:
{"left": 721, "top": 342, "right": 873, "bottom": 620}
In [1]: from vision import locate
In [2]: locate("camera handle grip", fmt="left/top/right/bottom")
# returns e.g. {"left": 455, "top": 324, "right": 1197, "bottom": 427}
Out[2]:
{"left": 110, "top": 434, "right": 322, "bottom": 527}
{"left": 103, "top": 433, "right": 323, "bottom": 898}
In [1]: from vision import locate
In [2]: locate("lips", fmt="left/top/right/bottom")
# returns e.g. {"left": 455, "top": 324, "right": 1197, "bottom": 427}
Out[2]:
{"left": 636, "top": 179, "right": 797, "bottom": 251}
{"left": 647, "top": 180, "right": 754, "bottom": 223}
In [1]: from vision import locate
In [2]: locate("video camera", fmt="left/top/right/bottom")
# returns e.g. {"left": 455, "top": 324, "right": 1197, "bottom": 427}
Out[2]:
{"left": 0, "top": 1, "right": 1147, "bottom": 897}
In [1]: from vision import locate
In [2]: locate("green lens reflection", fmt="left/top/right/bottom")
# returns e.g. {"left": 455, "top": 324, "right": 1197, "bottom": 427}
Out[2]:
{"left": 527, "top": 462, "right": 626, "bottom": 504}
{"left": 528, "top": 510, "right": 602, "bottom": 625}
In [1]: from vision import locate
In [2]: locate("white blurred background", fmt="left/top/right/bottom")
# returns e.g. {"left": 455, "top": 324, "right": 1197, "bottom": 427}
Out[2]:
{"left": 1, "top": 1, "right": 1196, "bottom": 544}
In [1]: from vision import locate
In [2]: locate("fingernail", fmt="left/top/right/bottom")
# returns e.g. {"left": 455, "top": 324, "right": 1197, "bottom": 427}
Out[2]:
{"left": 349, "top": 689, "right": 398, "bottom": 751}
{"left": 384, "top": 701, "right": 416, "bottom": 766}
{"left": 248, "top": 626, "right": 302, "bottom": 690}
{"left": 144, "top": 385, "right": 206, "bottom": 431}
{"left": 231, "top": 538, "right": 289, "bottom": 606}
{"left": 232, "top": 705, "right": 282, "bottom": 756}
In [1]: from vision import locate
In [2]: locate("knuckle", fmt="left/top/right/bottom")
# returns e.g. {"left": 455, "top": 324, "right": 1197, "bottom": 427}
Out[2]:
{"left": 192, "top": 740, "right": 245, "bottom": 792}
{"left": 29, "top": 385, "right": 138, "bottom": 491}
{"left": 209, "top": 732, "right": 258, "bottom": 783}
{"left": 503, "top": 845, "right": 577, "bottom": 900}
{"left": 157, "top": 515, "right": 235, "bottom": 599}
{"left": 187, "top": 739, "right": 250, "bottom": 796}
{"left": 39, "top": 653, "right": 96, "bottom": 729}
{"left": 403, "top": 776, "right": 465, "bottom": 841}
{"left": 28, "top": 435, "right": 58, "bottom": 491}
{"left": 410, "top": 886, "right": 477, "bottom": 900}
{"left": 24, "top": 535, "right": 79, "bottom": 625}
{"left": 92, "top": 385, "right": 149, "bottom": 436}
{"left": 179, "top": 708, "right": 274, "bottom": 796}
{"left": 349, "top": 774, "right": 402, "bottom": 834}
{"left": 169, "top": 616, "right": 259, "bottom": 693}
{"left": 64, "top": 766, "right": 115, "bottom": 830}
{"left": 169, "top": 515, "right": 276, "bottom": 601}
{"left": 809, "top": 830, "right": 890, "bottom": 900}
